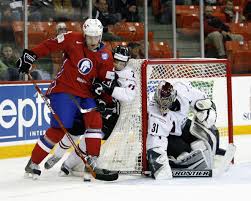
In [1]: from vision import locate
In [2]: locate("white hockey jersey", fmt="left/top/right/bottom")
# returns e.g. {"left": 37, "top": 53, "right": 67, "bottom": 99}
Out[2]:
{"left": 111, "top": 66, "right": 136, "bottom": 103}
{"left": 148, "top": 81, "right": 207, "bottom": 138}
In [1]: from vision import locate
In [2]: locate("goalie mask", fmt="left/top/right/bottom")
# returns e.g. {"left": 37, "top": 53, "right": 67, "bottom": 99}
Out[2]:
{"left": 83, "top": 19, "right": 103, "bottom": 51}
{"left": 113, "top": 45, "right": 130, "bottom": 71}
{"left": 154, "top": 81, "right": 177, "bottom": 115}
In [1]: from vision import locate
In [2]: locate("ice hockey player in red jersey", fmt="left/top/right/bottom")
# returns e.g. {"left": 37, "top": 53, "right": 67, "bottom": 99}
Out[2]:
{"left": 16, "top": 18, "right": 115, "bottom": 179}
{"left": 43, "top": 46, "right": 137, "bottom": 174}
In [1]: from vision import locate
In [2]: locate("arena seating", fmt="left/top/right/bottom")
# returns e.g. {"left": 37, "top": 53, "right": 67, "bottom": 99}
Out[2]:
{"left": 226, "top": 40, "right": 251, "bottom": 73}
{"left": 12, "top": 21, "right": 56, "bottom": 48}
{"left": 108, "top": 22, "right": 154, "bottom": 41}
{"left": 12, "top": 21, "right": 83, "bottom": 48}
{"left": 109, "top": 41, "right": 172, "bottom": 58}
{"left": 229, "top": 22, "right": 251, "bottom": 40}
{"left": 176, "top": 5, "right": 227, "bottom": 35}
{"left": 48, "top": 40, "right": 173, "bottom": 65}
{"left": 148, "top": 41, "right": 173, "bottom": 58}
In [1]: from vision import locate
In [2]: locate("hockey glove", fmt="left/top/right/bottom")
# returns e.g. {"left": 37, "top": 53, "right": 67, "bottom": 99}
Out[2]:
{"left": 96, "top": 99, "right": 106, "bottom": 113}
{"left": 93, "top": 76, "right": 119, "bottom": 96}
{"left": 101, "top": 80, "right": 114, "bottom": 95}
{"left": 96, "top": 99, "right": 114, "bottom": 119}
{"left": 16, "top": 49, "right": 37, "bottom": 74}
{"left": 101, "top": 77, "right": 119, "bottom": 95}
{"left": 93, "top": 79, "right": 103, "bottom": 96}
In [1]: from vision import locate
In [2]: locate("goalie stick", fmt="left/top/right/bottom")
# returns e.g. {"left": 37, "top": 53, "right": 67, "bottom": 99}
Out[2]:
{"left": 93, "top": 144, "right": 235, "bottom": 178}
{"left": 28, "top": 74, "right": 118, "bottom": 181}
{"left": 71, "top": 169, "right": 213, "bottom": 178}
{"left": 118, "top": 144, "right": 235, "bottom": 178}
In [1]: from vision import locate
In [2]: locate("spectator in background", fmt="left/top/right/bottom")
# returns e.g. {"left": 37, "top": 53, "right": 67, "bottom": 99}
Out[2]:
{"left": 71, "top": 0, "right": 87, "bottom": 21}
{"left": 127, "top": 42, "right": 144, "bottom": 59}
{"left": 28, "top": 0, "right": 54, "bottom": 21}
{"left": 0, "top": 44, "right": 19, "bottom": 81}
{"left": 224, "top": 0, "right": 246, "bottom": 23}
{"left": 204, "top": 5, "right": 244, "bottom": 58}
{"left": 56, "top": 22, "right": 67, "bottom": 35}
{"left": 192, "top": 0, "right": 217, "bottom": 5}
{"left": 93, "top": 0, "right": 123, "bottom": 41}
{"left": 158, "top": 0, "right": 172, "bottom": 24}
{"left": 0, "top": 43, "right": 44, "bottom": 81}
{"left": 53, "top": 0, "right": 75, "bottom": 21}
{"left": 0, "top": 60, "right": 8, "bottom": 81}
{"left": 93, "top": 0, "right": 121, "bottom": 27}
{"left": 0, "top": 1, "right": 22, "bottom": 22}
{"left": 111, "top": 0, "right": 136, "bottom": 14}
{"left": 158, "top": 0, "right": 184, "bottom": 24}
{"left": 121, "top": 2, "right": 140, "bottom": 22}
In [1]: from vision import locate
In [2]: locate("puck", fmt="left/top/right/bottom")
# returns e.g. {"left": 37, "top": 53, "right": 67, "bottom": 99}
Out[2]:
{"left": 83, "top": 178, "right": 91, "bottom": 182}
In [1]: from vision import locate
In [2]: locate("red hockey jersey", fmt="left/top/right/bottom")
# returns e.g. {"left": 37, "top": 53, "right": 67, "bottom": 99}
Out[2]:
{"left": 31, "top": 32, "right": 114, "bottom": 98}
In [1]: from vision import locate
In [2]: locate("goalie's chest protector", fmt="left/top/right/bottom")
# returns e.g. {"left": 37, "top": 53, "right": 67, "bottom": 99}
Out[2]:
{"left": 169, "top": 92, "right": 190, "bottom": 136}
{"left": 148, "top": 103, "right": 174, "bottom": 138}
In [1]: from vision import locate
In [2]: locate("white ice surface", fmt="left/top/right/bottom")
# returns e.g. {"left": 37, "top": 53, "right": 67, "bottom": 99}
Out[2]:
{"left": 1, "top": 135, "right": 251, "bottom": 201}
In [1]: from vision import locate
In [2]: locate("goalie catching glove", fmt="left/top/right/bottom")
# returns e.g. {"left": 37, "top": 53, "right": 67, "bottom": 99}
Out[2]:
{"left": 16, "top": 49, "right": 37, "bottom": 74}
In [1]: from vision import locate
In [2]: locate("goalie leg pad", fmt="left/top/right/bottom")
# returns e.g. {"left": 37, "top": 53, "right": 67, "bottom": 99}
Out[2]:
{"left": 167, "top": 135, "right": 192, "bottom": 158}
{"left": 169, "top": 149, "right": 210, "bottom": 170}
{"left": 147, "top": 147, "right": 172, "bottom": 180}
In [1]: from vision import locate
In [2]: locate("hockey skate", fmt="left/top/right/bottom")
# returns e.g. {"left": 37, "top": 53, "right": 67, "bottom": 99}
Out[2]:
{"left": 59, "top": 155, "right": 119, "bottom": 181}
{"left": 24, "top": 158, "right": 41, "bottom": 180}
{"left": 44, "top": 155, "right": 61, "bottom": 169}
{"left": 59, "top": 162, "right": 72, "bottom": 176}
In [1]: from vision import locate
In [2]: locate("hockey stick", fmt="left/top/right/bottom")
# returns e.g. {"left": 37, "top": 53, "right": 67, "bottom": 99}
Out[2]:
{"left": 116, "top": 169, "right": 213, "bottom": 177}
{"left": 68, "top": 94, "right": 97, "bottom": 114}
{"left": 71, "top": 169, "right": 212, "bottom": 178}
{"left": 28, "top": 74, "right": 118, "bottom": 181}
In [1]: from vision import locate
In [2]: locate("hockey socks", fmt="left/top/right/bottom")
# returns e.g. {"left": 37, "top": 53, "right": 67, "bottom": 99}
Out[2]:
{"left": 54, "top": 134, "right": 81, "bottom": 158}
{"left": 31, "top": 128, "right": 65, "bottom": 164}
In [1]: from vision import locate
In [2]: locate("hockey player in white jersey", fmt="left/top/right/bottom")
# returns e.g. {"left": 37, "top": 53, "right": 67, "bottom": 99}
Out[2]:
{"left": 44, "top": 45, "right": 136, "bottom": 173}
{"left": 147, "top": 80, "right": 228, "bottom": 180}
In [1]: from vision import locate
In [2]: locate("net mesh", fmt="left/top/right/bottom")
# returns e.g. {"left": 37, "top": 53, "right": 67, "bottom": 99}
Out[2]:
{"left": 97, "top": 59, "right": 231, "bottom": 173}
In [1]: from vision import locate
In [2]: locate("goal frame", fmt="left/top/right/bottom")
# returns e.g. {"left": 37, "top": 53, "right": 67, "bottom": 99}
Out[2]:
{"left": 141, "top": 59, "right": 233, "bottom": 172}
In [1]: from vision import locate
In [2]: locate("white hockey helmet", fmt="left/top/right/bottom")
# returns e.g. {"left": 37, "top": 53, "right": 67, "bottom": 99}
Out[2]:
{"left": 154, "top": 81, "right": 177, "bottom": 115}
{"left": 83, "top": 18, "right": 103, "bottom": 37}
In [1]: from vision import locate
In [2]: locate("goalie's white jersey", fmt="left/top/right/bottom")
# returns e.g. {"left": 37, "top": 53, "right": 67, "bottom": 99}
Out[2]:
{"left": 111, "top": 65, "right": 136, "bottom": 103}
{"left": 148, "top": 81, "right": 207, "bottom": 138}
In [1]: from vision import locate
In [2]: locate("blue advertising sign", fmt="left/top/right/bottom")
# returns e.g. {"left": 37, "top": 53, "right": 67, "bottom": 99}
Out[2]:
{"left": 0, "top": 83, "right": 51, "bottom": 143}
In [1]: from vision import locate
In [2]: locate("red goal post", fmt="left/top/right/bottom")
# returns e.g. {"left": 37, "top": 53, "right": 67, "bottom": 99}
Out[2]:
{"left": 97, "top": 58, "right": 233, "bottom": 174}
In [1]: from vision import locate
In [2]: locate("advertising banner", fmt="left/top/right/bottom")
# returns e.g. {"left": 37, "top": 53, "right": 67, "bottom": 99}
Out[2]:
{"left": 0, "top": 83, "right": 51, "bottom": 143}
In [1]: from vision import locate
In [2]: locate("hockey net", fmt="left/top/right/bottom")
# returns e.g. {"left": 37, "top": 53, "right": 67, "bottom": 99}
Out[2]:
{"left": 97, "top": 59, "right": 233, "bottom": 174}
